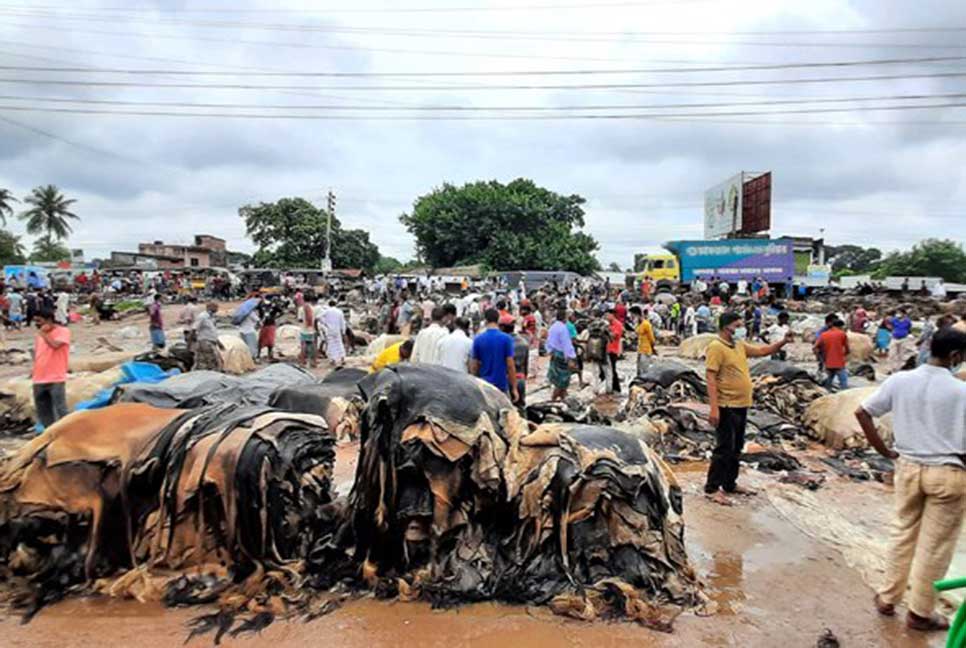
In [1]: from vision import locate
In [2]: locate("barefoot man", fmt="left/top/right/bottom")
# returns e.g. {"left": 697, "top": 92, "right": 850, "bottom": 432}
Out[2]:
{"left": 705, "top": 311, "right": 792, "bottom": 505}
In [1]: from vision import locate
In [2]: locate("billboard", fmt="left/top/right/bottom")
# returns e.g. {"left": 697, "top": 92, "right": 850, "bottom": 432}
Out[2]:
{"left": 703, "top": 173, "right": 743, "bottom": 239}
{"left": 740, "top": 172, "right": 772, "bottom": 235}
{"left": 667, "top": 238, "right": 795, "bottom": 283}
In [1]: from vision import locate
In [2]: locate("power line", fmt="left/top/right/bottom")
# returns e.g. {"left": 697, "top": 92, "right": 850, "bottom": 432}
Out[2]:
{"left": 0, "top": 113, "right": 146, "bottom": 163}
{"left": 0, "top": 10, "right": 966, "bottom": 49}
{"left": 0, "top": 1, "right": 711, "bottom": 14}
{"left": 2, "top": 56, "right": 964, "bottom": 77}
{"left": 2, "top": 91, "right": 964, "bottom": 112}
{"left": 3, "top": 12, "right": 966, "bottom": 50}
{"left": 1, "top": 100, "right": 964, "bottom": 120}
{"left": 0, "top": 20, "right": 660, "bottom": 63}
{"left": 2, "top": 70, "right": 965, "bottom": 91}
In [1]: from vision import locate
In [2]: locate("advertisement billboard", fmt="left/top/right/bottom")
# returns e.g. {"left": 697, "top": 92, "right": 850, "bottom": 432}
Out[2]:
{"left": 667, "top": 238, "right": 795, "bottom": 283}
{"left": 740, "top": 172, "right": 772, "bottom": 235}
{"left": 703, "top": 173, "right": 743, "bottom": 239}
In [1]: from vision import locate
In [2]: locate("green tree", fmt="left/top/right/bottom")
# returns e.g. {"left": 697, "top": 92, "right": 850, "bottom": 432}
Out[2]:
{"left": 875, "top": 239, "right": 966, "bottom": 283}
{"left": 0, "top": 229, "right": 26, "bottom": 264}
{"left": 226, "top": 251, "right": 253, "bottom": 267}
{"left": 373, "top": 256, "right": 403, "bottom": 275}
{"left": 19, "top": 185, "right": 79, "bottom": 240}
{"left": 606, "top": 261, "right": 622, "bottom": 272}
{"left": 240, "top": 197, "right": 381, "bottom": 271}
{"left": 30, "top": 235, "right": 71, "bottom": 262}
{"left": 399, "top": 178, "right": 600, "bottom": 274}
{"left": 0, "top": 188, "right": 18, "bottom": 227}
{"left": 827, "top": 244, "right": 882, "bottom": 274}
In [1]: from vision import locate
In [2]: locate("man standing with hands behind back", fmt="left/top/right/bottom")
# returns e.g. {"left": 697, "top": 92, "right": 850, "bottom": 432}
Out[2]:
{"left": 705, "top": 311, "right": 792, "bottom": 505}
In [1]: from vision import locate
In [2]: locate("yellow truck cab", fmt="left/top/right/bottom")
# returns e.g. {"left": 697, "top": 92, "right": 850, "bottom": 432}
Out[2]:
{"left": 636, "top": 252, "right": 681, "bottom": 287}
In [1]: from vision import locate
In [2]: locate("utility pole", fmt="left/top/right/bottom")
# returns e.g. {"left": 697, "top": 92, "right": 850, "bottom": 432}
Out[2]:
{"left": 323, "top": 189, "right": 335, "bottom": 274}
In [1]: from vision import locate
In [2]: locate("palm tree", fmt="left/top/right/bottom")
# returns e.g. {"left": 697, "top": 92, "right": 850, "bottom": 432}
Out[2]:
{"left": 0, "top": 188, "right": 17, "bottom": 227}
{"left": 19, "top": 184, "right": 79, "bottom": 240}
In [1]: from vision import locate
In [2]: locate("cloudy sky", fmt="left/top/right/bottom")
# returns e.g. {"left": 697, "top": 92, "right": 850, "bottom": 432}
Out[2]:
{"left": 0, "top": 0, "right": 964, "bottom": 268}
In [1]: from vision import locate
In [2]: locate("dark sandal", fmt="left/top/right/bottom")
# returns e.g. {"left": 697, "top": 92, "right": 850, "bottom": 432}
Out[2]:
{"left": 907, "top": 611, "right": 949, "bottom": 632}
{"left": 873, "top": 594, "right": 895, "bottom": 617}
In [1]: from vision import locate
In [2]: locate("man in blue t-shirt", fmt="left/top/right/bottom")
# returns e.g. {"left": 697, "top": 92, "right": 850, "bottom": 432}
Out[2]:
{"left": 889, "top": 309, "right": 915, "bottom": 374}
{"left": 471, "top": 308, "right": 519, "bottom": 402}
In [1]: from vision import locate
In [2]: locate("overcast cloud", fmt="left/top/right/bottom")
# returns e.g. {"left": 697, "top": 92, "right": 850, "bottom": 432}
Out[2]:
{"left": 0, "top": 0, "right": 964, "bottom": 268}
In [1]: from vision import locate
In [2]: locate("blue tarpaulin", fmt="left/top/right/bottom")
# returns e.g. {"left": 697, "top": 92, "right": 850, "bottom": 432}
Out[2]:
{"left": 74, "top": 361, "right": 179, "bottom": 412}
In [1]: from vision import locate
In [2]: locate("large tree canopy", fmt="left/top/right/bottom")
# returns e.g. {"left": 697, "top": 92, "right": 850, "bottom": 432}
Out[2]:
{"left": 240, "top": 197, "right": 381, "bottom": 271}
{"left": 826, "top": 244, "right": 882, "bottom": 274}
{"left": 875, "top": 238, "right": 966, "bottom": 283}
{"left": 399, "top": 179, "right": 600, "bottom": 274}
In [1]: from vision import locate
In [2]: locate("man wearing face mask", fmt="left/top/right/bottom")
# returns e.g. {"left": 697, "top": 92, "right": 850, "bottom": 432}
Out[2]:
{"left": 856, "top": 328, "right": 966, "bottom": 633}
{"left": 705, "top": 311, "right": 792, "bottom": 505}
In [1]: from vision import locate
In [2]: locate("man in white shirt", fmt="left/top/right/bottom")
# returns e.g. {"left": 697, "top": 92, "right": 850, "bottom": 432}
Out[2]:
{"left": 436, "top": 317, "right": 473, "bottom": 372}
{"left": 411, "top": 306, "right": 449, "bottom": 365}
{"left": 319, "top": 300, "right": 347, "bottom": 366}
{"left": 736, "top": 279, "right": 748, "bottom": 295}
{"left": 931, "top": 279, "right": 948, "bottom": 300}
{"left": 856, "top": 328, "right": 966, "bottom": 633}
{"left": 55, "top": 291, "right": 70, "bottom": 325}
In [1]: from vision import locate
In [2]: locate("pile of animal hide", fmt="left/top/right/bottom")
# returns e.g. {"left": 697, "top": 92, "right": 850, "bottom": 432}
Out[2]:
{"left": 819, "top": 448, "right": 895, "bottom": 482}
{"left": 0, "top": 364, "right": 705, "bottom": 633}
{"left": 803, "top": 387, "right": 894, "bottom": 449}
{"left": 218, "top": 335, "right": 256, "bottom": 374}
{"left": 0, "top": 403, "right": 335, "bottom": 619}
{"left": 340, "top": 365, "right": 701, "bottom": 628}
{"left": 115, "top": 363, "right": 316, "bottom": 409}
{"left": 623, "top": 359, "right": 707, "bottom": 419}
{"left": 269, "top": 368, "right": 368, "bottom": 441}
{"left": 678, "top": 334, "right": 718, "bottom": 360}
{"left": 0, "top": 368, "right": 124, "bottom": 427}
{"left": 525, "top": 398, "right": 610, "bottom": 426}
{"left": 750, "top": 360, "right": 828, "bottom": 422}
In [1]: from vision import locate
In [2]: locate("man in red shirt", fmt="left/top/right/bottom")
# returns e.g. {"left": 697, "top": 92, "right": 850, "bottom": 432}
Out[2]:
{"left": 604, "top": 308, "right": 624, "bottom": 394}
{"left": 614, "top": 300, "right": 627, "bottom": 325}
{"left": 815, "top": 318, "right": 850, "bottom": 389}
{"left": 32, "top": 307, "right": 71, "bottom": 429}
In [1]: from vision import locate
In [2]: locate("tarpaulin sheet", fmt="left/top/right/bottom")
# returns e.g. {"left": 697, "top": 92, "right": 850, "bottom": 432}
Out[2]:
{"left": 115, "top": 363, "right": 316, "bottom": 409}
{"left": 75, "top": 362, "right": 179, "bottom": 411}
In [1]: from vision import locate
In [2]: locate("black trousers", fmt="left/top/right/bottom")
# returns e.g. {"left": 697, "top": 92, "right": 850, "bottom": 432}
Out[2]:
{"left": 33, "top": 382, "right": 68, "bottom": 430}
{"left": 704, "top": 406, "right": 748, "bottom": 494}
{"left": 608, "top": 352, "right": 621, "bottom": 393}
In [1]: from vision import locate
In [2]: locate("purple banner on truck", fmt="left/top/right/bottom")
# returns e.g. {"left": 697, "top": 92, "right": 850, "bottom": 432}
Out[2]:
{"left": 666, "top": 238, "right": 795, "bottom": 283}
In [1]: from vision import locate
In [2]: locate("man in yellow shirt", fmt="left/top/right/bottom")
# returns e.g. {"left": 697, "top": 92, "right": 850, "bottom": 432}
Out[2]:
{"left": 705, "top": 311, "right": 791, "bottom": 505}
{"left": 630, "top": 306, "right": 657, "bottom": 374}
{"left": 369, "top": 339, "right": 414, "bottom": 373}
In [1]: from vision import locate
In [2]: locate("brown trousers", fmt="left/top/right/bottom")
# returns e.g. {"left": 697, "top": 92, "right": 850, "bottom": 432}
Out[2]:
{"left": 879, "top": 459, "right": 966, "bottom": 616}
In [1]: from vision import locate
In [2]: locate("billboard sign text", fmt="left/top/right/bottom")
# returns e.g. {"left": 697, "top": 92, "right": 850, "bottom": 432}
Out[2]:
{"left": 669, "top": 238, "right": 795, "bottom": 283}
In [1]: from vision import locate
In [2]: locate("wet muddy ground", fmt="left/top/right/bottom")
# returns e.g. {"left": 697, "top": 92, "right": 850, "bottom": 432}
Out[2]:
{"left": 0, "top": 311, "right": 949, "bottom": 646}
{"left": 3, "top": 466, "right": 942, "bottom": 648}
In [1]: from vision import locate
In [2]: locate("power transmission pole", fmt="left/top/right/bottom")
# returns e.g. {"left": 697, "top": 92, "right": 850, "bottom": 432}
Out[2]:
{"left": 323, "top": 189, "right": 335, "bottom": 274}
